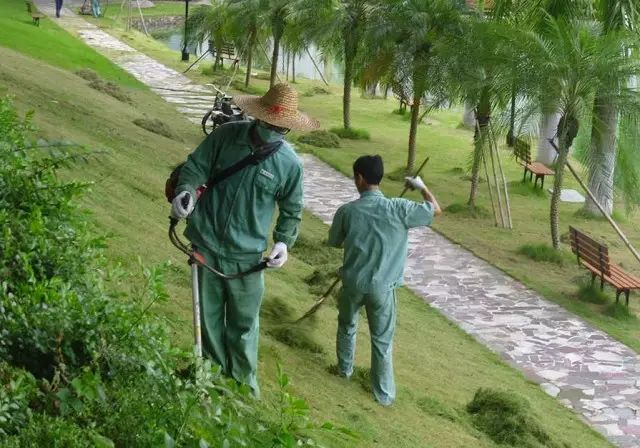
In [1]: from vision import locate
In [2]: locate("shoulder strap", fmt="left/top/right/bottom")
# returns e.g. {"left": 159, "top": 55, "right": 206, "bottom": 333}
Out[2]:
{"left": 205, "top": 139, "right": 282, "bottom": 189}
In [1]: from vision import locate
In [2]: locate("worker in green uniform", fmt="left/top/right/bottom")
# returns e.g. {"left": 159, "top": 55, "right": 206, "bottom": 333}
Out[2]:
{"left": 328, "top": 155, "right": 441, "bottom": 406}
{"left": 170, "top": 84, "right": 319, "bottom": 396}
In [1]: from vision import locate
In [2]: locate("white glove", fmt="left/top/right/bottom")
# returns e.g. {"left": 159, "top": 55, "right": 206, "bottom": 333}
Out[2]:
{"left": 267, "top": 242, "right": 288, "bottom": 268}
{"left": 404, "top": 175, "right": 426, "bottom": 191}
{"left": 171, "top": 191, "right": 194, "bottom": 219}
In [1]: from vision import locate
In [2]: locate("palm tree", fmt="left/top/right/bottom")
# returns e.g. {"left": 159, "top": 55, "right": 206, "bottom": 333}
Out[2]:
{"left": 522, "top": 17, "right": 640, "bottom": 247}
{"left": 362, "top": 0, "right": 462, "bottom": 174}
{"left": 292, "top": 0, "right": 380, "bottom": 130}
{"left": 446, "top": 10, "right": 521, "bottom": 207}
{"left": 266, "top": 0, "right": 290, "bottom": 88}
{"left": 583, "top": 0, "right": 640, "bottom": 215}
{"left": 184, "top": 0, "right": 228, "bottom": 71}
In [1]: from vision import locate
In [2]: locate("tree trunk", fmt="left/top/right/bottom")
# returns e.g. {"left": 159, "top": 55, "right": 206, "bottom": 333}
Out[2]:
{"left": 270, "top": 33, "right": 282, "bottom": 88}
{"left": 583, "top": 95, "right": 618, "bottom": 215}
{"left": 407, "top": 92, "right": 421, "bottom": 175}
{"left": 286, "top": 51, "right": 290, "bottom": 81}
{"left": 536, "top": 111, "right": 562, "bottom": 165}
{"left": 292, "top": 53, "right": 296, "bottom": 83}
{"left": 462, "top": 100, "right": 476, "bottom": 129}
{"left": 507, "top": 86, "right": 516, "bottom": 146}
{"left": 468, "top": 87, "right": 491, "bottom": 207}
{"left": 550, "top": 115, "right": 579, "bottom": 248}
{"left": 343, "top": 51, "right": 354, "bottom": 129}
{"left": 244, "top": 29, "right": 256, "bottom": 88}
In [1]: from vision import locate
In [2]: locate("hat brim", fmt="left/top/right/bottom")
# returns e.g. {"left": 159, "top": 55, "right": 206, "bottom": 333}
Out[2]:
{"left": 233, "top": 95, "right": 320, "bottom": 132}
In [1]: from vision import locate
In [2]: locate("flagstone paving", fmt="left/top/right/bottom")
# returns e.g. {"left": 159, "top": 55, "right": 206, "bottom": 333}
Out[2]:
{"left": 33, "top": 5, "right": 640, "bottom": 446}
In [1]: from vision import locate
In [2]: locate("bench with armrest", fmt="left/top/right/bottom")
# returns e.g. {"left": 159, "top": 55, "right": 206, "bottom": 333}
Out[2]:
{"left": 513, "top": 137, "right": 555, "bottom": 189}
{"left": 211, "top": 42, "right": 240, "bottom": 68}
{"left": 25, "top": 1, "right": 45, "bottom": 26}
{"left": 569, "top": 226, "right": 640, "bottom": 305}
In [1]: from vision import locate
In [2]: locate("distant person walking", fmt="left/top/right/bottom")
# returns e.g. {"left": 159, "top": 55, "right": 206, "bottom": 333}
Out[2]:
{"left": 55, "top": 0, "right": 63, "bottom": 17}
{"left": 91, "top": 0, "right": 102, "bottom": 17}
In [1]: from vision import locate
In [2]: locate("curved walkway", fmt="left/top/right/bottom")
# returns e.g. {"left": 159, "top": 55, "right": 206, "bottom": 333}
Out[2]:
{"left": 33, "top": 5, "right": 640, "bottom": 446}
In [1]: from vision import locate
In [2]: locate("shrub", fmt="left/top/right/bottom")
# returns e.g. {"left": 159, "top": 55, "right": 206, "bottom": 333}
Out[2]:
{"left": 298, "top": 130, "right": 341, "bottom": 148}
{"left": 0, "top": 97, "right": 350, "bottom": 447}
{"left": 133, "top": 117, "right": 180, "bottom": 141}
{"left": 467, "top": 388, "right": 554, "bottom": 447}
{"left": 517, "top": 244, "right": 566, "bottom": 266}
{"left": 605, "top": 302, "right": 636, "bottom": 320}
{"left": 330, "top": 126, "right": 371, "bottom": 140}
{"left": 88, "top": 79, "right": 132, "bottom": 104}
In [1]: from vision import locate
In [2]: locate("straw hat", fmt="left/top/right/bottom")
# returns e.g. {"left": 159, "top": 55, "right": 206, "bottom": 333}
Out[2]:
{"left": 233, "top": 83, "right": 320, "bottom": 131}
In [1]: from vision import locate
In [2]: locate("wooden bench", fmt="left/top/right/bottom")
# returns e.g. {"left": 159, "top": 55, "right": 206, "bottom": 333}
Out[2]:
{"left": 513, "top": 137, "right": 555, "bottom": 189}
{"left": 25, "top": 1, "right": 45, "bottom": 26}
{"left": 210, "top": 41, "right": 240, "bottom": 68}
{"left": 569, "top": 226, "right": 640, "bottom": 305}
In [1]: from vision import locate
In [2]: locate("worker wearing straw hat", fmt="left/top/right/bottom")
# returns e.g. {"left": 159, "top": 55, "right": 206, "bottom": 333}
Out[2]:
{"left": 171, "top": 83, "right": 319, "bottom": 396}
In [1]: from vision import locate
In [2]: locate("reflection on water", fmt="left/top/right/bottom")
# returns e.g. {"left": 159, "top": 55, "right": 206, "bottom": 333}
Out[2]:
{"left": 153, "top": 29, "right": 343, "bottom": 84}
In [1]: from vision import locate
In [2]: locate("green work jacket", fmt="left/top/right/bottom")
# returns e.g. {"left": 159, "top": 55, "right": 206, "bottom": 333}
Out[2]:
{"left": 328, "top": 190, "right": 434, "bottom": 293}
{"left": 176, "top": 121, "right": 303, "bottom": 260}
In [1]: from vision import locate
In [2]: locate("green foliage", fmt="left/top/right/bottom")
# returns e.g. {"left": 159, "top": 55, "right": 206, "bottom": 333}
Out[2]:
{"left": 352, "top": 367, "right": 372, "bottom": 394}
{"left": 330, "top": 126, "right": 371, "bottom": 140}
{"left": 133, "top": 117, "right": 181, "bottom": 141}
{"left": 576, "top": 283, "right": 609, "bottom": 305}
{"left": 88, "top": 79, "right": 132, "bottom": 104}
{"left": 517, "top": 244, "right": 566, "bottom": 266}
{"left": 0, "top": 97, "right": 347, "bottom": 447}
{"left": 467, "top": 388, "right": 555, "bottom": 448}
{"left": 232, "top": 80, "right": 267, "bottom": 95}
{"left": 605, "top": 302, "right": 636, "bottom": 320}
{"left": 509, "top": 181, "right": 547, "bottom": 198}
{"left": 298, "top": 130, "right": 341, "bottom": 148}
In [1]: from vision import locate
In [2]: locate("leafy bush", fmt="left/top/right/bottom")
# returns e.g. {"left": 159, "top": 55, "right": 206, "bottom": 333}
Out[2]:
{"left": 0, "top": 97, "right": 350, "bottom": 447}
{"left": 133, "top": 117, "right": 180, "bottom": 141}
{"left": 467, "top": 388, "right": 555, "bottom": 448}
{"left": 330, "top": 126, "right": 371, "bottom": 140}
{"left": 88, "top": 79, "right": 132, "bottom": 104}
{"left": 517, "top": 244, "right": 566, "bottom": 266}
{"left": 298, "top": 130, "right": 341, "bottom": 148}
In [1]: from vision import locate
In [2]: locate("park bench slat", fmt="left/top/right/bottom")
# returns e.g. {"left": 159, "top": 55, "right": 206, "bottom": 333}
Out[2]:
{"left": 569, "top": 226, "right": 640, "bottom": 305}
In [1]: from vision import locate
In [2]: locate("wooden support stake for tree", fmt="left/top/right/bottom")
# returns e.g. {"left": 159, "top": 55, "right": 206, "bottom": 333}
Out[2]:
{"left": 258, "top": 42, "right": 281, "bottom": 83}
{"left": 477, "top": 121, "right": 499, "bottom": 227}
{"left": 305, "top": 47, "right": 330, "bottom": 86}
{"left": 549, "top": 139, "right": 640, "bottom": 265}
{"left": 490, "top": 123, "right": 513, "bottom": 229}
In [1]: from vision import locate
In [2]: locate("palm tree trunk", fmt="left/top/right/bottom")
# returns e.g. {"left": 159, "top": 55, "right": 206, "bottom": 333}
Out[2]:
{"left": 583, "top": 95, "right": 618, "bottom": 215}
{"left": 343, "top": 53, "right": 354, "bottom": 129}
{"left": 536, "top": 111, "right": 562, "bottom": 165}
{"left": 468, "top": 87, "right": 491, "bottom": 207}
{"left": 270, "top": 33, "right": 282, "bottom": 88}
{"left": 292, "top": 53, "right": 296, "bottom": 83}
{"left": 507, "top": 85, "right": 516, "bottom": 146}
{"left": 550, "top": 115, "right": 579, "bottom": 248}
{"left": 286, "top": 51, "right": 290, "bottom": 81}
{"left": 244, "top": 29, "right": 256, "bottom": 88}
{"left": 407, "top": 92, "right": 421, "bottom": 175}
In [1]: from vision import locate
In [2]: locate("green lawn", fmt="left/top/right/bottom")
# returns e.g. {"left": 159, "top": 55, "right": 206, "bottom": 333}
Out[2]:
{"left": 0, "top": 0, "right": 142, "bottom": 88}
{"left": 0, "top": 19, "right": 613, "bottom": 448}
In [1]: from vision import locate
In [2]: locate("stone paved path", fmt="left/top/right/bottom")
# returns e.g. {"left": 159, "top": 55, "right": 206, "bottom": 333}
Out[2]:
{"left": 33, "top": 6, "right": 640, "bottom": 446}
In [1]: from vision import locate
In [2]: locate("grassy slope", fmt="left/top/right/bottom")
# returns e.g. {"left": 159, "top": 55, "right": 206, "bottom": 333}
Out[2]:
{"left": 0, "top": 17, "right": 612, "bottom": 448}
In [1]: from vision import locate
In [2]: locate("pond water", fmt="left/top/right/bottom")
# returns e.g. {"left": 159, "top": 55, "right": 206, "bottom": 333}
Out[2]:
{"left": 153, "top": 28, "right": 343, "bottom": 84}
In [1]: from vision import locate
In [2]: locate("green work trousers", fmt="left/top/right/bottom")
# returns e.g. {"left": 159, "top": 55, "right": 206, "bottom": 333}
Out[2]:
{"left": 336, "top": 286, "right": 397, "bottom": 406}
{"left": 196, "top": 248, "right": 264, "bottom": 396}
